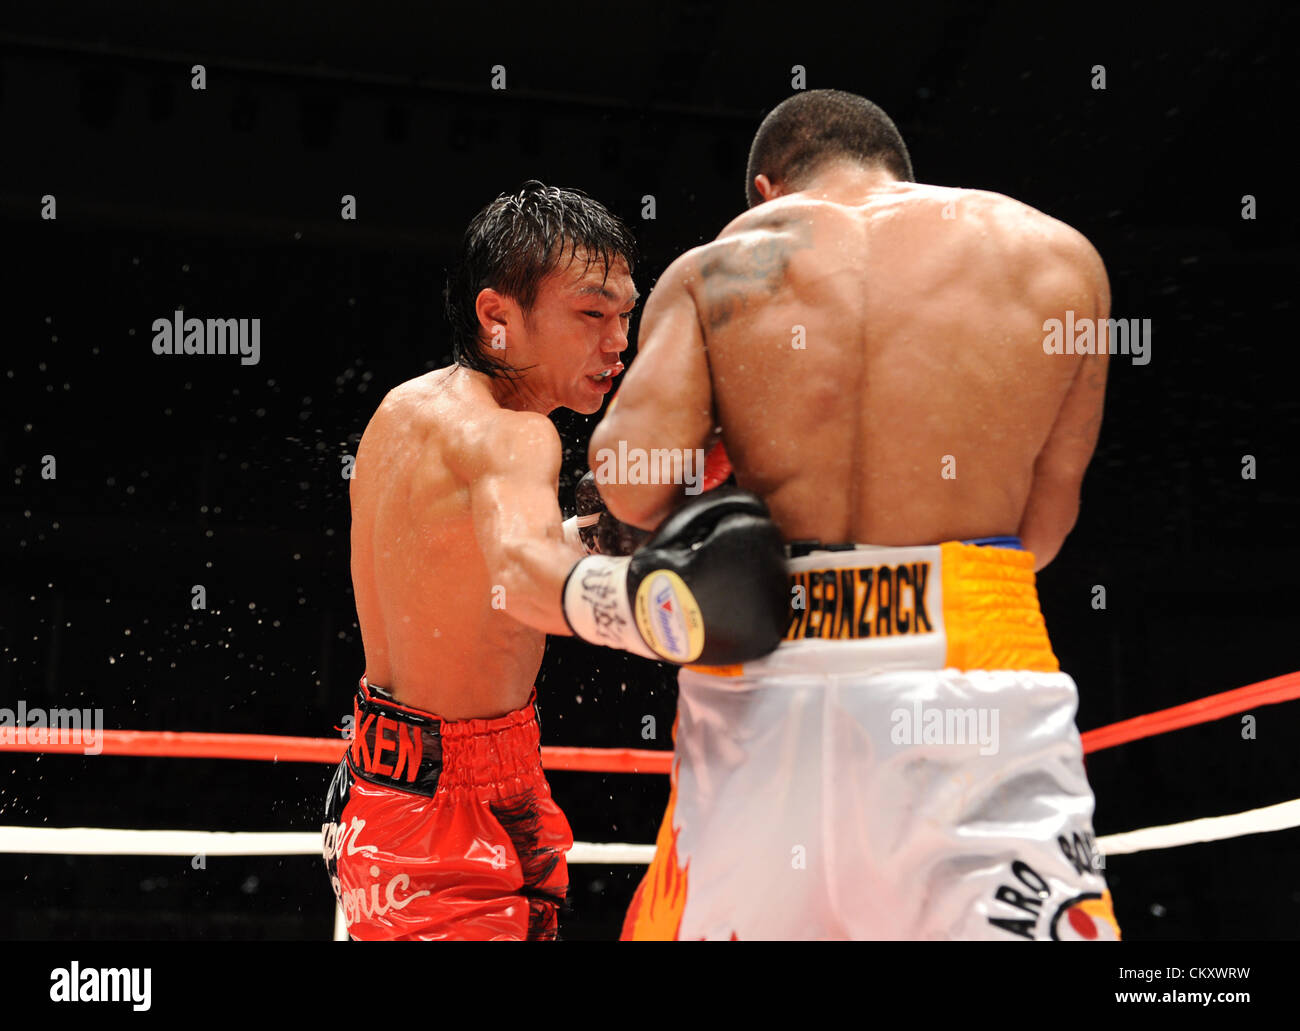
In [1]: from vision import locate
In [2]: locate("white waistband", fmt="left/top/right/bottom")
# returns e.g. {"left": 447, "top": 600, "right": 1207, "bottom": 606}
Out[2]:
{"left": 713, "top": 543, "right": 950, "bottom": 678}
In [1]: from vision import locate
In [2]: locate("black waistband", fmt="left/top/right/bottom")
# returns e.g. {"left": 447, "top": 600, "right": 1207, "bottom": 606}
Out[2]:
{"left": 346, "top": 682, "right": 443, "bottom": 796}
{"left": 786, "top": 540, "right": 857, "bottom": 558}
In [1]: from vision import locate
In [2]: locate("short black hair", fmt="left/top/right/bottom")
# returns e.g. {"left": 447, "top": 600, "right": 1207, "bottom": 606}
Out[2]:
{"left": 745, "top": 90, "right": 913, "bottom": 207}
{"left": 444, "top": 180, "right": 638, "bottom": 379}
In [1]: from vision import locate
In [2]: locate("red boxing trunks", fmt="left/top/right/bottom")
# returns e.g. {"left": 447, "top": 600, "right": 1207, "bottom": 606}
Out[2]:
{"left": 322, "top": 676, "right": 572, "bottom": 940}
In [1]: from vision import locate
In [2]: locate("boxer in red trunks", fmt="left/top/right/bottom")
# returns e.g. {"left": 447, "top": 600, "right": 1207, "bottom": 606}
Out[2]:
{"left": 323, "top": 181, "right": 787, "bottom": 940}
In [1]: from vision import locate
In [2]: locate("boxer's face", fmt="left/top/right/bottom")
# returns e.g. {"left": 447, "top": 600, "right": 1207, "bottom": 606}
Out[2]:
{"left": 514, "top": 253, "right": 637, "bottom": 415}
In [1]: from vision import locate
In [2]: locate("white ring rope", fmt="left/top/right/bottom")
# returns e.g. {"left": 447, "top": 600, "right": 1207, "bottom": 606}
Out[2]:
{"left": 3, "top": 795, "right": 1299, "bottom": 861}
{"left": 0, "top": 826, "right": 655, "bottom": 864}
{"left": 5, "top": 801, "right": 1295, "bottom": 941}
{"left": 1091, "top": 796, "right": 1300, "bottom": 856}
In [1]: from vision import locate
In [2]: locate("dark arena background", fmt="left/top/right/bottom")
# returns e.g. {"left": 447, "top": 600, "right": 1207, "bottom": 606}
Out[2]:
{"left": 2, "top": 0, "right": 1299, "bottom": 956}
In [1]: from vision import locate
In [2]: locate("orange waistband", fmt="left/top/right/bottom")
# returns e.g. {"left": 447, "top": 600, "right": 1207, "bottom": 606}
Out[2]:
{"left": 690, "top": 541, "right": 1059, "bottom": 676}
{"left": 939, "top": 541, "right": 1058, "bottom": 673}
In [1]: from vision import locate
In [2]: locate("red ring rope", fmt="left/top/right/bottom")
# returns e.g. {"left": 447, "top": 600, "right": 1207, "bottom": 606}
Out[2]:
{"left": 0, "top": 728, "right": 673, "bottom": 773}
{"left": 1079, "top": 669, "right": 1300, "bottom": 754}
{"left": 2, "top": 670, "right": 1296, "bottom": 771}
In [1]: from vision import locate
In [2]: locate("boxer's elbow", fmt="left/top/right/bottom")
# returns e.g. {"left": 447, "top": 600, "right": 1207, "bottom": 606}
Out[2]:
{"left": 601, "top": 483, "right": 673, "bottom": 532}
{"left": 483, "top": 535, "right": 534, "bottom": 600}
{"left": 1019, "top": 494, "right": 1079, "bottom": 572}
{"left": 481, "top": 544, "right": 544, "bottom": 633}
{"left": 484, "top": 533, "right": 574, "bottom": 629}
{"left": 588, "top": 422, "right": 617, "bottom": 471}
{"left": 1025, "top": 534, "right": 1064, "bottom": 572}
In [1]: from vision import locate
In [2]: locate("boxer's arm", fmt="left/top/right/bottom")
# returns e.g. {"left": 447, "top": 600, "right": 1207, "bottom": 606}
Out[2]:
{"left": 589, "top": 254, "right": 713, "bottom": 530}
{"left": 1018, "top": 236, "right": 1111, "bottom": 570}
{"left": 464, "top": 411, "right": 580, "bottom": 636}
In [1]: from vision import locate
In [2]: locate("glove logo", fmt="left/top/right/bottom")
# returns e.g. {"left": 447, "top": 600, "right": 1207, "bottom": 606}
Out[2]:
{"left": 634, "top": 570, "right": 705, "bottom": 663}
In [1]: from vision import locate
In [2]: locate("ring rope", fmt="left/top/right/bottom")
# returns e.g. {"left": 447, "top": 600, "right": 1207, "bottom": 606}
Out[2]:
{"left": 1080, "top": 669, "right": 1300, "bottom": 754}
{"left": 2, "top": 670, "right": 1295, "bottom": 769}
{"left": 4, "top": 669, "right": 1294, "bottom": 941}
{"left": 0, "top": 730, "right": 673, "bottom": 773}
{"left": 0, "top": 826, "right": 655, "bottom": 864}
{"left": 5, "top": 792, "right": 1300, "bottom": 862}
{"left": 1095, "top": 796, "right": 1300, "bottom": 856}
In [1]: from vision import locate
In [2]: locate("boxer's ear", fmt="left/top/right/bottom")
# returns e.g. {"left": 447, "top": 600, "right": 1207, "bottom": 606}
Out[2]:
{"left": 474, "top": 287, "right": 518, "bottom": 349}
{"left": 753, "top": 174, "right": 781, "bottom": 203}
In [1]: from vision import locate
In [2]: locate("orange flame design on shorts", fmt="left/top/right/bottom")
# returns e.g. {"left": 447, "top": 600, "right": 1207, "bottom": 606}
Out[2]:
{"left": 1077, "top": 889, "right": 1122, "bottom": 940}
{"left": 620, "top": 759, "right": 690, "bottom": 940}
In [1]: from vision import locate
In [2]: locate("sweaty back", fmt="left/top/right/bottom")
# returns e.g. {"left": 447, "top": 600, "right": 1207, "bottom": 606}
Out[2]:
{"left": 691, "top": 183, "right": 1090, "bottom": 546}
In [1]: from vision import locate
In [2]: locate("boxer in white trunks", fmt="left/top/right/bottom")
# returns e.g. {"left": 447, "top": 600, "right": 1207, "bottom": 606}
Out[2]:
{"left": 592, "top": 90, "right": 1119, "bottom": 940}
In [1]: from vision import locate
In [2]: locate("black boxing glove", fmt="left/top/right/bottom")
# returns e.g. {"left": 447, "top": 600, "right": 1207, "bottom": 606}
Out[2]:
{"left": 571, "top": 470, "right": 651, "bottom": 555}
{"left": 561, "top": 488, "right": 788, "bottom": 665}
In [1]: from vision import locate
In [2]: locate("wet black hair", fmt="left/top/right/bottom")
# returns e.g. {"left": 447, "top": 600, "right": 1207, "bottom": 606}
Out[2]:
{"left": 444, "top": 180, "right": 638, "bottom": 379}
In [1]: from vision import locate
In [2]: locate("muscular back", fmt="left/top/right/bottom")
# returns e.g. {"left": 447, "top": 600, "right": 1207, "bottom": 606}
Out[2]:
{"left": 686, "top": 183, "right": 1109, "bottom": 553}
{"left": 350, "top": 370, "right": 545, "bottom": 719}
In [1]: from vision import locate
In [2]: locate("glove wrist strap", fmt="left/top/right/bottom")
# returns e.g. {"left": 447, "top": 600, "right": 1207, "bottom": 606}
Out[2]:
{"left": 560, "top": 515, "right": 588, "bottom": 553}
{"left": 562, "top": 555, "right": 658, "bottom": 660}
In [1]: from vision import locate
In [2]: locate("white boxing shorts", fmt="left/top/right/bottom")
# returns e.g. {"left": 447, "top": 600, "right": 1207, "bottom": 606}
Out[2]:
{"left": 621, "top": 538, "right": 1120, "bottom": 941}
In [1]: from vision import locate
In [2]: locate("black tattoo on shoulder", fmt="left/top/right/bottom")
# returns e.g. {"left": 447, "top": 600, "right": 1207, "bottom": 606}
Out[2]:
{"left": 698, "top": 219, "right": 814, "bottom": 332}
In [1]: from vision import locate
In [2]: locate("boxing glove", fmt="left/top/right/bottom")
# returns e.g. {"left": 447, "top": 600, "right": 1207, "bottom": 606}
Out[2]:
{"left": 561, "top": 488, "right": 788, "bottom": 665}
{"left": 572, "top": 470, "right": 651, "bottom": 555}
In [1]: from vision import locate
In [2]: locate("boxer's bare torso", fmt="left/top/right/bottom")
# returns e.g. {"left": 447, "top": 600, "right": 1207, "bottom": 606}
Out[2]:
{"left": 596, "top": 169, "right": 1109, "bottom": 569}
{"left": 351, "top": 249, "right": 635, "bottom": 718}
{"left": 350, "top": 370, "right": 546, "bottom": 720}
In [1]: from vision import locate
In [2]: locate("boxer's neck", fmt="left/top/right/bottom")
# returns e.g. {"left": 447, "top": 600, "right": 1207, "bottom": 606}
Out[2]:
{"left": 790, "top": 162, "right": 900, "bottom": 203}
{"left": 485, "top": 370, "right": 554, "bottom": 415}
